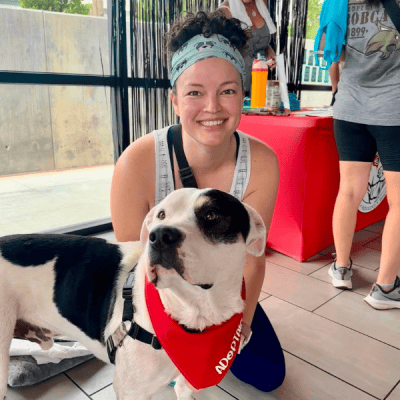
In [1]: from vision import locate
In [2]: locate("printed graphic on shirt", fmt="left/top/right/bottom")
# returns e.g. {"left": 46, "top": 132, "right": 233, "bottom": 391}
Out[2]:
{"left": 358, "top": 153, "right": 386, "bottom": 214}
{"left": 347, "top": 0, "right": 400, "bottom": 59}
{"left": 366, "top": 21, "right": 400, "bottom": 59}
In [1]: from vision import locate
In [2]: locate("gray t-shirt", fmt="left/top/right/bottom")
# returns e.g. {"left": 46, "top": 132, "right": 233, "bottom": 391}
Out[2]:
{"left": 334, "top": 0, "right": 400, "bottom": 126}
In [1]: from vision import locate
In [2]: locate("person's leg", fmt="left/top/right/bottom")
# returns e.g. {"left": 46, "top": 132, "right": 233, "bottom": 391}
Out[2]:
{"left": 230, "top": 303, "right": 285, "bottom": 392}
{"left": 332, "top": 160, "right": 372, "bottom": 267}
{"left": 363, "top": 124, "right": 400, "bottom": 309}
{"left": 377, "top": 170, "right": 400, "bottom": 285}
{"left": 330, "top": 120, "right": 376, "bottom": 288}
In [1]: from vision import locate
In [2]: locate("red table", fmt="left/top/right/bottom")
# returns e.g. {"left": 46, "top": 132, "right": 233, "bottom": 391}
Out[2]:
{"left": 239, "top": 114, "right": 388, "bottom": 262}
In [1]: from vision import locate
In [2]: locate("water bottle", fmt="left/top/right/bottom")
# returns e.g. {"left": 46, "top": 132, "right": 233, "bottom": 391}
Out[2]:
{"left": 250, "top": 53, "right": 269, "bottom": 108}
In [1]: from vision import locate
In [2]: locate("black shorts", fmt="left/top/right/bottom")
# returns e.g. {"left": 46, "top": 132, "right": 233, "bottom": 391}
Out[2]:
{"left": 334, "top": 119, "right": 400, "bottom": 172}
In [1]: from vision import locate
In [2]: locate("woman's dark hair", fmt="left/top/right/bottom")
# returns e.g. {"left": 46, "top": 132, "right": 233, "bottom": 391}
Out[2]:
{"left": 165, "top": 10, "right": 251, "bottom": 62}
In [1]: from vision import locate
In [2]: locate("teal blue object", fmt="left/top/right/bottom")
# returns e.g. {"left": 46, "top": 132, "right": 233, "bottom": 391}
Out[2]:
{"left": 314, "top": 0, "right": 348, "bottom": 70}
{"left": 243, "top": 97, "right": 251, "bottom": 107}
{"left": 169, "top": 381, "right": 176, "bottom": 387}
{"left": 280, "top": 93, "right": 300, "bottom": 111}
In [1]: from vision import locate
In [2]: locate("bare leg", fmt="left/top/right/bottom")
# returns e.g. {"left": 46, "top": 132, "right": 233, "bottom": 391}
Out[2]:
{"left": 332, "top": 161, "right": 372, "bottom": 266}
{"left": 376, "top": 170, "right": 400, "bottom": 285}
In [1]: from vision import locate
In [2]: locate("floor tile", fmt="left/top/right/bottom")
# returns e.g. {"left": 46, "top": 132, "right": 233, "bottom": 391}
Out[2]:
{"left": 261, "top": 296, "right": 400, "bottom": 399}
{"left": 259, "top": 291, "right": 270, "bottom": 302}
{"left": 365, "top": 236, "right": 382, "bottom": 252}
{"left": 310, "top": 263, "right": 378, "bottom": 296}
{"left": 219, "top": 353, "right": 376, "bottom": 400}
{"left": 387, "top": 382, "right": 400, "bottom": 400}
{"left": 263, "top": 261, "right": 341, "bottom": 311}
{"left": 351, "top": 247, "right": 381, "bottom": 271}
{"left": 363, "top": 220, "right": 385, "bottom": 234}
{"left": 266, "top": 252, "right": 332, "bottom": 275}
{"left": 319, "top": 229, "right": 380, "bottom": 257}
{"left": 91, "top": 381, "right": 236, "bottom": 400}
{"left": 352, "top": 229, "right": 381, "bottom": 249}
{"left": 6, "top": 373, "right": 88, "bottom": 399}
{"left": 315, "top": 290, "right": 400, "bottom": 349}
{"left": 65, "top": 358, "right": 115, "bottom": 396}
{"left": 91, "top": 384, "right": 116, "bottom": 400}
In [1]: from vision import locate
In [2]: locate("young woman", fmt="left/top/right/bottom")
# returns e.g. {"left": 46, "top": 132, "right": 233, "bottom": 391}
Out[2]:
{"left": 110, "top": 10, "right": 285, "bottom": 391}
{"left": 218, "top": 0, "right": 277, "bottom": 94}
{"left": 323, "top": 0, "right": 400, "bottom": 309}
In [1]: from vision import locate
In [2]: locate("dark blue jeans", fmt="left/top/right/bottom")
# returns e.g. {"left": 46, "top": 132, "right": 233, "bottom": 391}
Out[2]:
{"left": 230, "top": 303, "right": 285, "bottom": 392}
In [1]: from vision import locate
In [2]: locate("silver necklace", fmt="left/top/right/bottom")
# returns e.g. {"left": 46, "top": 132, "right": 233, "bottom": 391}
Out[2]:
{"left": 252, "top": 10, "right": 256, "bottom": 17}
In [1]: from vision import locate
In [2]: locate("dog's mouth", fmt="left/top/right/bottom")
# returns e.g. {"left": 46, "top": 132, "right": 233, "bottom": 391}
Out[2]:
{"left": 147, "top": 263, "right": 213, "bottom": 290}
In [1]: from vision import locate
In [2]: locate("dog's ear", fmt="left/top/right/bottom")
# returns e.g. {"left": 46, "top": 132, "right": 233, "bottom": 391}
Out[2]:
{"left": 140, "top": 207, "right": 156, "bottom": 245}
{"left": 243, "top": 204, "right": 266, "bottom": 257}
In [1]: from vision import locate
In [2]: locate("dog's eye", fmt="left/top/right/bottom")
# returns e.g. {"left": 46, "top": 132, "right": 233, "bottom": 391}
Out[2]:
{"left": 157, "top": 210, "right": 166, "bottom": 220}
{"left": 206, "top": 211, "right": 217, "bottom": 221}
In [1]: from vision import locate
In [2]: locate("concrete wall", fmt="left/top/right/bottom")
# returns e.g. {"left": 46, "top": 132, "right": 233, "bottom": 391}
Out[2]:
{"left": 0, "top": 7, "right": 113, "bottom": 176}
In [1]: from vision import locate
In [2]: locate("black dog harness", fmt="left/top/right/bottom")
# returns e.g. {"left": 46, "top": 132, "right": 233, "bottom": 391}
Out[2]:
{"left": 106, "top": 267, "right": 162, "bottom": 364}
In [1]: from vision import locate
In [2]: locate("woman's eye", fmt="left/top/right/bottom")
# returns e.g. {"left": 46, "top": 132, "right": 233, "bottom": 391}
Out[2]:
{"left": 157, "top": 210, "right": 166, "bottom": 220}
{"left": 188, "top": 91, "right": 201, "bottom": 96}
{"left": 206, "top": 211, "right": 217, "bottom": 221}
{"left": 223, "top": 89, "right": 236, "bottom": 95}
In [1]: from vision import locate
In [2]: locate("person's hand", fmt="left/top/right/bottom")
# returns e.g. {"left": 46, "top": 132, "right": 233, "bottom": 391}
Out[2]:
{"left": 266, "top": 46, "right": 276, "bottom": 70}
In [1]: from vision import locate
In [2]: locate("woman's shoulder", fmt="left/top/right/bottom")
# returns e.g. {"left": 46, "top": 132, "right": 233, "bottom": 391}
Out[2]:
{"left": 115, "top": 131, "right": 156, "bottom": 174}
{"left": 239, "top": 131, "right": 278, "bottom": 167}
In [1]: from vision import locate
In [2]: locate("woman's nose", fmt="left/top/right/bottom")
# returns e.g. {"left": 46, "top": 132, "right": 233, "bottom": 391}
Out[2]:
{"left": 203, "top": 93, "right": 222, "bottom": 113}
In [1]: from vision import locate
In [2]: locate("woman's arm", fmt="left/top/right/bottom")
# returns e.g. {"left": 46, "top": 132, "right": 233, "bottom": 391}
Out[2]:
{"left": 329, "top": 62, "right": 340, "bottom": 93}
{"left": 218, "top": 1, "right": 232, "bottom": 18}
{"left": 241, "top": 138, "right": 280, "bottom": 326}
{"left": 265, "top": 45, "right": 276, "bottom": 69}
{"left": 110, "top": 134, "right": 155, "bottom": 242}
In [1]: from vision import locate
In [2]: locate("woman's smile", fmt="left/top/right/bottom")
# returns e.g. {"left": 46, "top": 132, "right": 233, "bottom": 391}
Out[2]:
{"left": 171, "top": 58, "right": 244, "bottom": 147}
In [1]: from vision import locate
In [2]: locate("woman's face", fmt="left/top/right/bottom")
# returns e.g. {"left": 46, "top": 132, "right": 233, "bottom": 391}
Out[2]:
{"left": 170, "top": 58, "right": 244, "bottom": 148}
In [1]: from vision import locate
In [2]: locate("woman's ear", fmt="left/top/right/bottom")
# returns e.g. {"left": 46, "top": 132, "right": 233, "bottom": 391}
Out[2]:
{"left": 243, "top": 204, "right": 266, "bottom": 257}
{"left": 170, "top": 89, "right": 180, "bottom": 117}
{"left": 140, "top": 207, "right": 156, "bottom": 245}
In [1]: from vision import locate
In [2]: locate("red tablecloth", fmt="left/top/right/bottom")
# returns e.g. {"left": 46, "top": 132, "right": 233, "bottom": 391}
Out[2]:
{"left": 239, "top": 114, "right": 388, "bottom": 262}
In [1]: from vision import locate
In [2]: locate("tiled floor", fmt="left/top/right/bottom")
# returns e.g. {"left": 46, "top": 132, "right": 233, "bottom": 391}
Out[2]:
{"left": 2, "top": 169, "right": 400, "bottom": 399}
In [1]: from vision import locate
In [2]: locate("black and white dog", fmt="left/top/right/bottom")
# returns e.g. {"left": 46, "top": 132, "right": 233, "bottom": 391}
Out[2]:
{"left": 0, "top": 188, "right": 266, "bottom": 400}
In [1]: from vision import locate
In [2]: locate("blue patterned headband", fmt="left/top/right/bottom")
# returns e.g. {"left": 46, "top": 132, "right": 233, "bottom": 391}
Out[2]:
{"left": 170, "top": 34, "right": 245, "bottom": 87}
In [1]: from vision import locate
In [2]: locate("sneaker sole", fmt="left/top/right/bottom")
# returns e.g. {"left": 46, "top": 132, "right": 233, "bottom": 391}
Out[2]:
{"left": 328, "top": 268, "right": 352, "bottom": 289}
{"left": 364, "top": 295, "right": 400, "bottom": 310}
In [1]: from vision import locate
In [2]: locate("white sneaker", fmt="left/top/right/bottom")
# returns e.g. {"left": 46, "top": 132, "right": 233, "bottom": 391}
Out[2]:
{"left": 328, "top": 260, "right": 353, "bottom": 289}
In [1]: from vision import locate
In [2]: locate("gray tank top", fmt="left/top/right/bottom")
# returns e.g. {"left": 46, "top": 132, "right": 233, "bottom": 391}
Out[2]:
{"left": 334, "top": 0, "right": 400, "bottom": 126}
{"left": 244, "top": 23, "right": 271, "bottom": 92}
{"left": 154, "top": 126, "right": 251, "bottom": 205}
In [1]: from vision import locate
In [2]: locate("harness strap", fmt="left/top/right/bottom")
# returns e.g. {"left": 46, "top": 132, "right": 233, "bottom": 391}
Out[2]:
{"left": 168, "top": 124, "right": 241, "bottom": 190}
{"left": 170, "top": 125, "right": 198, "bottom": 188}
{"left": 106, "top": 267, "right": 162, "bottom": 365}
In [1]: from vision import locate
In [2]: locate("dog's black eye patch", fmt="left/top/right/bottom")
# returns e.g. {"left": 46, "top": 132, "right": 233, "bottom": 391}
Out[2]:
{"left": 195, "top": 190, "right": 250, "bottom": 244}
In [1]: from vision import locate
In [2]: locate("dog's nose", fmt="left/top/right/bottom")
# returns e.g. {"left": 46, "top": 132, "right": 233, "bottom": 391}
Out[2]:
{"left": 149, "top": 226, "right": 183, "bottom": 250}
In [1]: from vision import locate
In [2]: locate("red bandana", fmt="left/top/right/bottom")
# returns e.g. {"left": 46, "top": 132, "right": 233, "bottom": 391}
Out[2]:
{"left": 145, "top": 277, "right": 245, "bottom": 390}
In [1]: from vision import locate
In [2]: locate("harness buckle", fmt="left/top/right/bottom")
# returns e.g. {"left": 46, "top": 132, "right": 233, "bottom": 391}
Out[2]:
{"left": 112, "top": 322, "right": 129, "bottom": 348}
{"left": 151, "top": 336, "right": 162, "bottom": 350}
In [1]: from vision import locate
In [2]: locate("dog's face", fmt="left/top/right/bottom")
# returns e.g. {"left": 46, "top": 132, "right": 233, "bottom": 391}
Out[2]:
{"left": 140, "top": 188, "right": 266, "bottom": 291}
